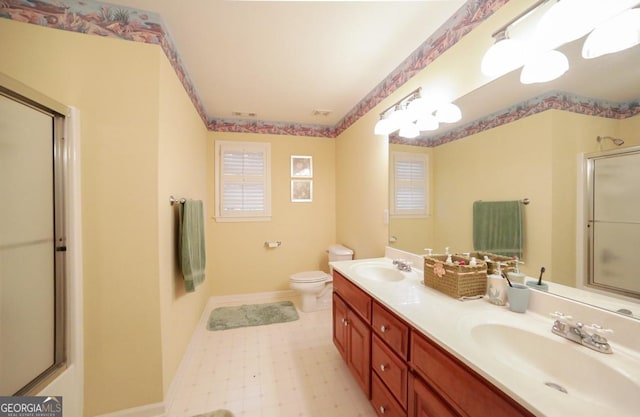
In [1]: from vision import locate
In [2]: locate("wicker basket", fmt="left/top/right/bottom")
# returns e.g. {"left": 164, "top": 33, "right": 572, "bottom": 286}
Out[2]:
{"left": 423, "top": 255, "right": 487, "bottom": 299}
{"left": 469, "top": 252, "right": 517, "bottom": 275}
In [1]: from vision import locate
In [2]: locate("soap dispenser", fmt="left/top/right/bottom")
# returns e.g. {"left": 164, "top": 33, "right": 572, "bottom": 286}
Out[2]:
{"left": 507, "top": 256, "right": 526, "bottom": 284}
{"left": 486, "top": 261, "right": 507, "bottom": 306}
{"left": 445, "top": 247, "right": 453, "bottom": 264}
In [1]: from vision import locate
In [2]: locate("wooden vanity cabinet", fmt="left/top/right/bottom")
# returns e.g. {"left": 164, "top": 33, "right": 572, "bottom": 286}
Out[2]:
{"left": 333, "top": 271, "right": 535, "bottom": 417}
{"left": 410, "top": 330, "right": 535, "bottom": 417}
{"left": 333, "top": 272, "right": 372, "bottom": 396}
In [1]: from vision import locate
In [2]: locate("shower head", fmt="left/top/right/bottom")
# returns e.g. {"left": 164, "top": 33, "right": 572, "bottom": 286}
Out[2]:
{"left": 597, "top": 136, "right": 625, "bottom": 146}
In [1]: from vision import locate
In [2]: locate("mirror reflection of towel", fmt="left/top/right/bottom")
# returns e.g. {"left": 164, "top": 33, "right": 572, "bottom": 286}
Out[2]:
{"left": 179, "top": 200, "right": 206, "bottom": 292}
{"left": 473, "top": 200, "right": 523, "bottom": 259}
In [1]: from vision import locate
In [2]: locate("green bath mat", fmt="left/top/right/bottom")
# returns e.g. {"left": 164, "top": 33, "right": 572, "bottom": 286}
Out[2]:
{"left": 207, "top": 300, "right": 299, "bottom": 331}
{"left": 192, "top": 410, "right": 234, "bottom": 417}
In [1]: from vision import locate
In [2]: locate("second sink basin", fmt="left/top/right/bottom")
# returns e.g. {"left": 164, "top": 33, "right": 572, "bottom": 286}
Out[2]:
{"left": 459, "top": 315, "right": 640, "bottom": 415}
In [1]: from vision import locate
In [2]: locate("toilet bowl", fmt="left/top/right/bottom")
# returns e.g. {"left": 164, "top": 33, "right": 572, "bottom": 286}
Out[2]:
{"left": 290, "top": 244, "right": 354, "bottom": 312}
{"left": 290, "top": 271, "right": 332, "bottom": 313}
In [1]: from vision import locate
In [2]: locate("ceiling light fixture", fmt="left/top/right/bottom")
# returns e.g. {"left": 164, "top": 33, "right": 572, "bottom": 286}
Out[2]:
{"left": 373, "top": 87, "right": 462, "bottom": 138}
{"left": 481, "top": 0, "right": 640, "bottom": 85}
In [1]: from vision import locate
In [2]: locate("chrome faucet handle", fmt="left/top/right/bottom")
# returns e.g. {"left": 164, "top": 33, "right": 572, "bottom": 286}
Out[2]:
{"left": 584, "top": 323, "right": 613, "bottom": 342}
{"left": 550, "top": 311, "right": 573, "bottom": 322}
{"left": 584, "top": 323, "right": 613, "bottom": 334}
{"left": 582, "top": 324, "right": 614, "bottom": 354}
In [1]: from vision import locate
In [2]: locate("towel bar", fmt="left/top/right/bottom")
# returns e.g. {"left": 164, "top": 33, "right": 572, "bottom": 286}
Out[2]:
{"left": 170, "top": 195, "right": 186, "bottom": 206}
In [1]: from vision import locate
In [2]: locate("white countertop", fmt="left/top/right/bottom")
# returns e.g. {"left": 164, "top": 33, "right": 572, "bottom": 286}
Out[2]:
{"left": 330, "top": 256, "right": 640, "bottom": 417}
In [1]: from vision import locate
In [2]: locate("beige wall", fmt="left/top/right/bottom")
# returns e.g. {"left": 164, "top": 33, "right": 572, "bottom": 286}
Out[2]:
{"left": 335, "top": 112, "right": 389, "bottom": 259}
{"left": 157, "top": 56, "right": 210, "bottom": 394}
{"left": 1, "top": 19, "right": 209, "bottom": 415}
{"left": 207, "top": 132, "right": 336, "bottom": 295}
{"left": 427, "top": 111, "right": 640, "bottom": 286}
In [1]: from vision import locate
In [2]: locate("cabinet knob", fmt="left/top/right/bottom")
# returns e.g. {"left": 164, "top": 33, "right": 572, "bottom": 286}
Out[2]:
{"left": 380, "top": 325, "right": 388, "bottom": 333}
{"left": 342, "top": 318, "right": 349, "bottom": 326}
{"left": 379, "top": 406, "right": 386, "bottom": 414}
{"left": 380, "top": 364, "right": 388, "bottom": 372}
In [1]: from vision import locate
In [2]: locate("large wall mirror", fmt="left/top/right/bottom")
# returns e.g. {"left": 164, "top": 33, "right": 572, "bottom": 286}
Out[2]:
{"left": 387, "top": 25, "right": 640, "bottom": 318}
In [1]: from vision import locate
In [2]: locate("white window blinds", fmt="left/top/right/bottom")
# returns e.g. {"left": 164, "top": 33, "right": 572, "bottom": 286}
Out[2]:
{"left": 390, "top": 151, "right": 429, "bottom": 217}
{"left": 215, "top": 141, "right": 271, "bottom": 221}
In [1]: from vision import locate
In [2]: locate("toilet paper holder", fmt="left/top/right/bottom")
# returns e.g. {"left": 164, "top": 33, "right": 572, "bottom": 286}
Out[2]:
{"left": 264, "top": 241, "right": 282, "bottom": 248}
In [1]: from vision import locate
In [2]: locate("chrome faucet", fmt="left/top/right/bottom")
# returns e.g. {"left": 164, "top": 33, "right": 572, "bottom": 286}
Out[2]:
{"left": 392, "top": 258, "right": 413, "bottom": 272}
{"left": 550, "top": 312, "right": 613, "bottom": 354}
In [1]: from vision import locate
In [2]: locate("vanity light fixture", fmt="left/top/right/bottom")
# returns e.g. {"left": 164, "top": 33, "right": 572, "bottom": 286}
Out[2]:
{"left": 373, "top": 87, "right": 462, "bottom": 137}
{"left": 481, "top": 0, "right": 640, "bottom": 84}
{"left": 582, "top": 8, "right": 640, "bottom": 59}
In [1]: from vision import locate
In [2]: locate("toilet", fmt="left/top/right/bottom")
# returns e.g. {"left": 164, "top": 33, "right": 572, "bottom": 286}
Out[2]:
{"left": 290, "top": 244, "right": 354, "bottom": 312}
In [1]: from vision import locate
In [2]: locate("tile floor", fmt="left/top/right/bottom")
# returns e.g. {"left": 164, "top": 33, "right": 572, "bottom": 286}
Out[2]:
{"left": 166, "top": 296, "right": 378, "bottom": 417}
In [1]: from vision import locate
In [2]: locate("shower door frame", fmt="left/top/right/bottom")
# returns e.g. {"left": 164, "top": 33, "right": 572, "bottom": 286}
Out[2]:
{"left": 0, "top": 83, "right": 68, "bottom": 395}
{"left": 583, "top": 145, "right": 640, "bottom": 300}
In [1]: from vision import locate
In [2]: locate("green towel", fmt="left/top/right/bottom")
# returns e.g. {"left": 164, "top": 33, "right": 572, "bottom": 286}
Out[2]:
{"left": 473, "top": 200, "right": 523, "bottom": 259}
{"left": 178, "top": 200, "right": 206, "bottom": 292}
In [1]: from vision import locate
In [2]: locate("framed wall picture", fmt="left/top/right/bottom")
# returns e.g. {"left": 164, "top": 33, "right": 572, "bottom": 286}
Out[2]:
{"left": 291, "top": 179, "right": 312, "bottom": 202}
{"left": 291, "top": 155, "right": 313, "bottom": 178}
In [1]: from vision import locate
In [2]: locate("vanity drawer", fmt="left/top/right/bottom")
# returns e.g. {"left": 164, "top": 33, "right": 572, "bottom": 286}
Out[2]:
{"left": 371, "top": 373, "right": 406, "bottom": 417}
{"left": 409, "top": 330, "right": 534, "bottom": 417}
{"left": 333, "top": 271, "right": 372, "bottom": 323}
{"left": 372, "top": 334, "right": 408, "bottom": 409}
{"left": 372, "top": 301, "right": 409, "bottom": 360}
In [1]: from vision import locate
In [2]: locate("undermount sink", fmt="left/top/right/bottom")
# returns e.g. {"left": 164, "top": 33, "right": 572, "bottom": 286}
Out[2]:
{"left": 350, "top": 260, "right": 419, "bottom": 282}
{"left": 462, "top": 319, "right": 640, "bottom": 414}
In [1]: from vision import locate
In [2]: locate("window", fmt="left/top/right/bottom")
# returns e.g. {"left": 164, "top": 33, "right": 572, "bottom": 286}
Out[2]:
{"left": 390, "top": 151, "right": 429, "bottom": 217}
{"left": 215, "top": 141, "right": 271, "bottom": 221}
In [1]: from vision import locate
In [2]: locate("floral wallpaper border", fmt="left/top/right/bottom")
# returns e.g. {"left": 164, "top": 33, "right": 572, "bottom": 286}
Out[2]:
{"left": 2, "top": 0, "right": 636, "bottom": 144}
{"left": 390, "top": 91, "right": 640, "bottom": 147}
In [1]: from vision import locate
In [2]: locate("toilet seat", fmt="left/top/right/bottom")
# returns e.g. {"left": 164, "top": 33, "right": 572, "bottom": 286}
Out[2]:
{"left": 290, "top": 270, "right": 330, "bottom": 283}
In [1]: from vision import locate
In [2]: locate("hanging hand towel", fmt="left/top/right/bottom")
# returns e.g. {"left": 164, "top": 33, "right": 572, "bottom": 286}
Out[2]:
{"left": 178, "top": 200, "right": 206, "bottom": 292}
{"left": 473, "top": 200, "right": 523, "bottom": 259}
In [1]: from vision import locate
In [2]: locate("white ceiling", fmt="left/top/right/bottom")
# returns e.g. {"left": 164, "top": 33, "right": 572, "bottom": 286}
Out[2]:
{"left": 106, "top": 0, "right": 466, "bottom": 126}
{"left": 105, "top": 0, "right": 639, "bottom": 132}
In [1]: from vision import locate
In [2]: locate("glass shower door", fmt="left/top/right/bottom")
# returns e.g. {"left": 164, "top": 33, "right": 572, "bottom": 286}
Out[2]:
{"left": 0, "top": 93, "right": 57, "bottom": 394}
{"left": 588, "top": 149, "right": 640, "bottom": 297}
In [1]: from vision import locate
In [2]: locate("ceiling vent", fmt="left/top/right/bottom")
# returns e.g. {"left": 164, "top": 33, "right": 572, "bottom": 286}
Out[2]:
{"left": 232, "top": 111, "right": 257, "bottom": 118}
{"left": 312, "top": 109, "right": 332, "bottom": 117}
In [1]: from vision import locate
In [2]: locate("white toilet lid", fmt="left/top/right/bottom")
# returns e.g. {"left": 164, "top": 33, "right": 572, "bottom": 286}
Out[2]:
{"left": 290, "top": 271, "right": 330, "bottom": 283}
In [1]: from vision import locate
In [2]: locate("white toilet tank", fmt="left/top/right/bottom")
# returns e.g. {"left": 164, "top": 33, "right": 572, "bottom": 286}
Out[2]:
{"left": 328, "top": 244, "right": 354, "bottom": 262}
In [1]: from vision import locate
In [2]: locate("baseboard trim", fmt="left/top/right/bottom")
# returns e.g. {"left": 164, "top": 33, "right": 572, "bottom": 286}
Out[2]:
{"left": 96, "top": 402, "right": 165, "bottom": 417}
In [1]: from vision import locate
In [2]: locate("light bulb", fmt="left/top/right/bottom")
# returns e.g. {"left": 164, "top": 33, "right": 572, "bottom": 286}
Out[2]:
{"left": 582, "top": 8, "right": 640, "bottom": 59}
{"left": 415, "top": 114, "right": 439, "bottom": 131}
{"left": 520, "top": 50, "right": 569, "bottom": 84}
{"left": 536, "top": 0, "right": 637, "bottom": 50}
{"left": 374, "top": 117, "right": 397, "bottom": 135}
{"left": 481, "top": 36, "right": 527, "bottom": 77}
{"left": 435, "top": 103, "right": 462, "bottom": 123}
{"left": 399, "top": 122, "right": 420, "bottom": 139}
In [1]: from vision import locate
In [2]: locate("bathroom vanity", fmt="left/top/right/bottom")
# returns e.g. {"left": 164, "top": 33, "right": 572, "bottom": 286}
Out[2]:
{"left": 331, "top": 255, "right": 640, "bottom": 417}
{"left": 332, "top": 270, "right": 532, "bottom": 417}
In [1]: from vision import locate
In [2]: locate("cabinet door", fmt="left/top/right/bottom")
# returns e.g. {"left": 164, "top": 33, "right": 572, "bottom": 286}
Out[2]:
{"left": 333, "top": 293, "right": 348, "bottom": 361}
{"left": 408, "top": 373, "right": 458, "bottom": 417}
{"left": 347, "top": 309, "right": 371, "bottom": 397}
